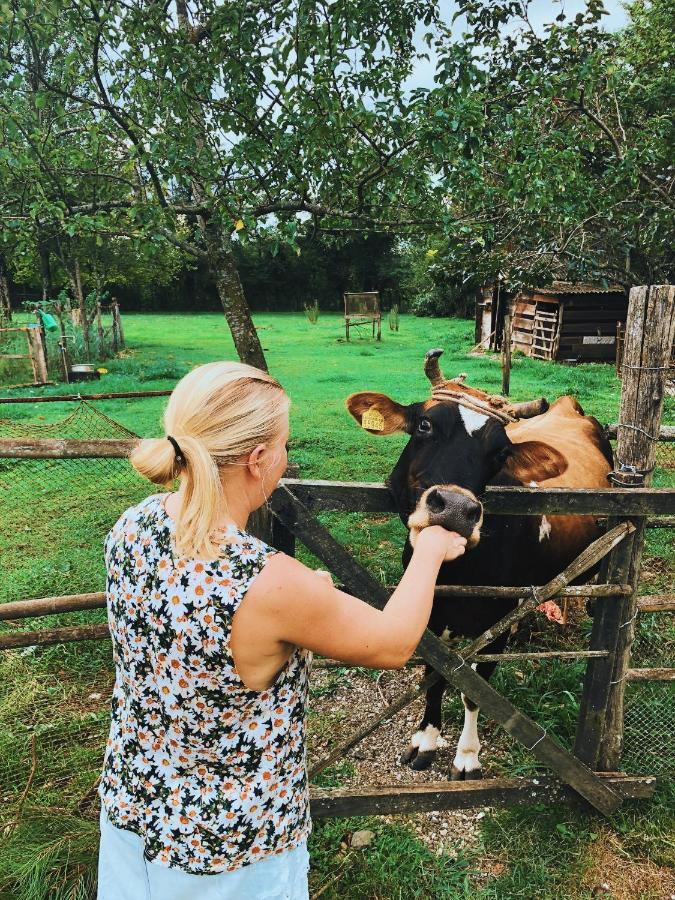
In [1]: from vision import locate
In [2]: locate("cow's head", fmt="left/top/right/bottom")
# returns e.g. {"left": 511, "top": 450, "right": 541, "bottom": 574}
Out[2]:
{"left": 346, "top": 349, "right": 565, "bottom": 549}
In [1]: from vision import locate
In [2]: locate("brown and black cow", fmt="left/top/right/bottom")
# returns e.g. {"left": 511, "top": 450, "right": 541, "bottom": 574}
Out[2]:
{"left": 346, "top": 349, "right": 613, "bottom": 779}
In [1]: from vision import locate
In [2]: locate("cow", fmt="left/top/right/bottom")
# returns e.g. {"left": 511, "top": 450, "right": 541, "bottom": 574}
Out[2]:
{"left": 346, "top": 348, "right": 613, "bottom": 780}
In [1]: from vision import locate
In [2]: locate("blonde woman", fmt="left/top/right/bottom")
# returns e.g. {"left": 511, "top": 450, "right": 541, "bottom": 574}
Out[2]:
{"left": 97, "top": 361, "right": 466, "bottom": 900}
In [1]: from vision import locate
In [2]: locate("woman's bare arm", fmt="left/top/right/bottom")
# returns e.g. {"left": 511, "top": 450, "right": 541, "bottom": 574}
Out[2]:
{"left": 233, "top": 526, "right": 466, "bottom": 673}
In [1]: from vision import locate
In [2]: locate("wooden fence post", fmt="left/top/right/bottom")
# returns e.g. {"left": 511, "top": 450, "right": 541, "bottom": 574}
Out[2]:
{"left": 96, "top": 302, "right": 105, "bottom": 354}
{"left": 110, "top": 300, "right": 124, "bottom": 352}
{"left": 575, "top": 284, "right": 675, "bottom": 771}
{"left": 502, "top": 307, "right": 512, "bottom": 396}
{"left": 115, "top": 299, "right": 125, "bottom": 348}
{"left": 26, "top": 324, "right": 49, "bottom": 384}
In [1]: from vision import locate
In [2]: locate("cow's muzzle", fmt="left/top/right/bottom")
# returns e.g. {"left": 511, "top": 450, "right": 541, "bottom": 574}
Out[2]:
{"left": 407, "top": 485, "right": 483, "bottom": 549}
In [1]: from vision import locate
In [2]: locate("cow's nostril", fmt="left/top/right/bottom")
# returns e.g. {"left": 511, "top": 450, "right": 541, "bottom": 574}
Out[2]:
{"left": 467, "top": 504, "right": 482, "bottom": 525}
{"left": 426, "top": 489, "right": 446, "bottom": 514}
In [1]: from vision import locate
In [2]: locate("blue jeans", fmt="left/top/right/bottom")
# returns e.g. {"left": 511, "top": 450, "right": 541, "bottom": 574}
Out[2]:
{"left": 97, "top": 808, "right": 310, "bottom": 900}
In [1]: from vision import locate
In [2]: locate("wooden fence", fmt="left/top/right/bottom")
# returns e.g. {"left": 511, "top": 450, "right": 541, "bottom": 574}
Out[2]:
{"left": 0, "top": 284, "right": 673, "bottom": 819}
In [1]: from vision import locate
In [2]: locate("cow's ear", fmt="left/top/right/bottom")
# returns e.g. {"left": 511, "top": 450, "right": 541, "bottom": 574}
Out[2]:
{"left": 345, "top": 392, "right": 409, "bottom": 435}
{"left": 503, "top": 440, "right": 568, "bottom": 483}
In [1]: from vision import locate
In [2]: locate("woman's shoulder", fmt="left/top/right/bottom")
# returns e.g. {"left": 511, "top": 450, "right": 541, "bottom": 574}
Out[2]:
{"left": 245, "top": 550, "right": 324, "bottom": 600}
{"left": 106, "top": 493, "right": 165, "bottom": 546}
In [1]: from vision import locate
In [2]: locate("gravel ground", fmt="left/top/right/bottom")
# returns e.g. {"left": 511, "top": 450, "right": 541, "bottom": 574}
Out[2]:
{"left": 308, "top": 664, "right": 500, "bottom": 855}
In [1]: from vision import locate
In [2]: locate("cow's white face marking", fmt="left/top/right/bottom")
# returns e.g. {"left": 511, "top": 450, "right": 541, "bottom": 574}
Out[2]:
{"left": 410, "top": 724, "right": 442, "bottom": 753}
{"left": 459, "top": 406, "right": 489, "bottom": 436}
{"left": 539, "top": 515, "right": 552, "bottom": 542}
{"left": 453, "top": 697, "right": 481, "bottom": 775}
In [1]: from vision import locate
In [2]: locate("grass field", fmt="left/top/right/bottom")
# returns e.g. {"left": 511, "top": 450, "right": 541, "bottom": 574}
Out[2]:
{"left": 0, "top": 312, "right": 673, "bottom": 899}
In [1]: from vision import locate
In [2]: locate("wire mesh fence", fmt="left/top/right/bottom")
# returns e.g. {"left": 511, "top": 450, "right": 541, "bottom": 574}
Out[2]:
{"left": 0, "top": 398, "right": 672, "bottom": 836}
{"left": 0, "top": 401, "right": 152, "bottom": 605}
{"left": 621, "top": 382, "right": 674, "bottom": 775}
{"left": 0, "top": 327, "right": 34, "bottom": 387}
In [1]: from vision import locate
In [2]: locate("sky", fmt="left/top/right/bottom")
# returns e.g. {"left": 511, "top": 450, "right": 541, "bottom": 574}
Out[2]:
{"left": 407, "top": 0, "right": 629, "bottom": 90}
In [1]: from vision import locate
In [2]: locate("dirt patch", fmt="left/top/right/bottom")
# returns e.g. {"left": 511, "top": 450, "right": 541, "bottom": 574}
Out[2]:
{"left": 581, "top": 831, "right": 675, "bottom": 899}
{"left": 309, "top": 665, "right": 500, "bottom": 858}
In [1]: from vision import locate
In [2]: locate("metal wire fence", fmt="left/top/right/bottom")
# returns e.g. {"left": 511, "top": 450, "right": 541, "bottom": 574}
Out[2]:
{"left": 621, "top": 383, "right": 674, "bottom": 775}
{"left": 0, "top": 398, "right": 672, "bottom": 835}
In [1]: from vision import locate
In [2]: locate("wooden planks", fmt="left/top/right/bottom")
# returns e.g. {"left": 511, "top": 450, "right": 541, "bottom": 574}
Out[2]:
{"left": 310, "top": 774, "right": 655, "bottom": 819}
{"left": 0, "top": 390, "right": 173, "bottom": 404}
{"left": 625, "top": 668, "right": 675, "bottom": 682}
{"left": 576, "top": 284, "right": 675, "bottom": 772}
{"left": 0, "top": 622, "right": 109, "bottom": 650}
{"left": 281, "top": 479, "right": 675, "bottom": 517}
{"left": 270, "top": 485, "right": 623, "bottom": 816}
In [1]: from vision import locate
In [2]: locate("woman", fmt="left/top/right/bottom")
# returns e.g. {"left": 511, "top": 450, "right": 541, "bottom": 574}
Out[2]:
{"left": 97, "top": 361, "right": 466, "bottom": 900}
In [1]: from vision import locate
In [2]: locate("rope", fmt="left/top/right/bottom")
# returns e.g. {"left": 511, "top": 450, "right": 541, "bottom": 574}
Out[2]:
{"left": 431, "top": 388, "right": 515, "bottom": 425}
{"left": 0, "top": 399, "right": 138, "bottom": 439}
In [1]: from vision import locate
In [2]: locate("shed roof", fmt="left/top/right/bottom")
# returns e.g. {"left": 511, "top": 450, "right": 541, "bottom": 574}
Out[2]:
{"left": 528, "top": 281, "right": 626, "bottom": 296}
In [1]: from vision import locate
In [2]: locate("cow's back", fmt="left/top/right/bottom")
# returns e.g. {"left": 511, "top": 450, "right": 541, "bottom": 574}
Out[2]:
{"left": 505, "top": 395, "right": 612, "bottom": 573}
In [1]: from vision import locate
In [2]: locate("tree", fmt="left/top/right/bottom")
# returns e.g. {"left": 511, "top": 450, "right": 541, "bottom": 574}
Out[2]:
{"left": 419, "top": 0, "right": 674, "bottom": 290}
{"left": 2, "top": 0, "right": 449, "bottom": 367}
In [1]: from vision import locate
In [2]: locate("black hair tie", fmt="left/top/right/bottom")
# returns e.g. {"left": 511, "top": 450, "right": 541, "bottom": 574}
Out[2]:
{"left": 167, "top": 435, "right": 184, "bottom": 466}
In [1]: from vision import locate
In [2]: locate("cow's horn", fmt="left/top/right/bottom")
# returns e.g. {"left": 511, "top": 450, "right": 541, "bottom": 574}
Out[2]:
{"left": 510, "top": 397, "right": 549, "bottom": 419}
{"left": 424, "top": 348, "right": 445, "bottom": 386}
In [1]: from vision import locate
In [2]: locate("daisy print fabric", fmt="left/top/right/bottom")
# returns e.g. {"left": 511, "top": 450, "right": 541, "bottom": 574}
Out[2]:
{"left": 99, "top": 494, "right": 311, "bottom": 874}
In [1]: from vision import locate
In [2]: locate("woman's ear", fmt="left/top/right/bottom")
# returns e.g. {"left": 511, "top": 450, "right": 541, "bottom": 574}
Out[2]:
{"left": 246, "top": 443, "right": 267, "bottom": 478}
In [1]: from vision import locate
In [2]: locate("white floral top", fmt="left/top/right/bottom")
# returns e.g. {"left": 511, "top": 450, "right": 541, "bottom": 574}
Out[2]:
{"left": 99, "top": 494, "right": 312, "bottom": 874}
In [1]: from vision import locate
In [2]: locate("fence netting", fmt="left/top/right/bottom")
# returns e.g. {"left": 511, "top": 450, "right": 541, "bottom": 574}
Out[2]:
{"left": 0, "top": 327, "right": 33, "bottom": 387}
{"left": 621, "top": 382, "right": 674, "bottom": 775}
{"left": 0, "top": 399, "right": 672, "bottom": 840}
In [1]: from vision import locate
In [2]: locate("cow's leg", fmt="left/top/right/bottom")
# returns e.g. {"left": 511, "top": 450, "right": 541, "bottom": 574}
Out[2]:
{"left": 400, "top": 665, "right": 446, "bottom": 771}
{"left": 450, "top": 688, "right": 483, "bottom": 780}
{"left": 450, "top": 633, "right": 509, "bottom": 780}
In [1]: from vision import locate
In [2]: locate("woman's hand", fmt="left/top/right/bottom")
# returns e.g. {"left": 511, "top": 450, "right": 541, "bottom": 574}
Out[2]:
{"left": 414, "top": 525, "right": 467, "bottom": 562}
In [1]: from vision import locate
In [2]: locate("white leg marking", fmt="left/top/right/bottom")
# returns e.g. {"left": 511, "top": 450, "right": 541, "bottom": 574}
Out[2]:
{"left": 459, "top": 406, "right": 489, "bottom": 436}
{"left": 410, "top": 724, "right": 441, "bottom": 752}
{"left": 529, "top": 481, "right": 538, "bottom": 487}
{"left": 539, "top": 515, "right": 552, "bottom": 542}
{"left": 453, "top": 697, "right": 481, "bottom": 774}
{"left": 440, "top": 627, "right": 452, "bottom": 644}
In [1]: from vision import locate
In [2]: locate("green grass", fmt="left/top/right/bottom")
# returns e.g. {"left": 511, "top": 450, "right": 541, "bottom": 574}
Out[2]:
{"left": 0, "top": 311, "right": 672, "bottom": 899}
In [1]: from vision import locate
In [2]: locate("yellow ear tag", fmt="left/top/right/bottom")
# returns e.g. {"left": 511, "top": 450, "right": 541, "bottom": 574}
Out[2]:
{"left": 361, "top": 407, "right": 385, "bottom": 432}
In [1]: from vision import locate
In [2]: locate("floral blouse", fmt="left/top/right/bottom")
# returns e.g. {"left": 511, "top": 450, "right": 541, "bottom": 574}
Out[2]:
{"left": 99, "top": 494, "right": 312, "bottom": 874}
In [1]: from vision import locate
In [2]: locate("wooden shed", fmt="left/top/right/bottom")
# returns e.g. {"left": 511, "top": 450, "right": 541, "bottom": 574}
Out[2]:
{"left": 478, "top": 281, "right": 628, "bottom": 363}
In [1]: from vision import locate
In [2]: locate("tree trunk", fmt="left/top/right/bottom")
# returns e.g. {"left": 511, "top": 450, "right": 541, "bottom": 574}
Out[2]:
{"left": 70, "top": 258, "right": 91, "bottom": 361}
{"left": 201, "top": 220, "right": 268, "bottom": 371}
{"left": 0, "top": 255, "right": 11, "bottom": 322}
{"left": 173, "top": 3, "right": 267, "bottom": 371}
{"left": 38, "top": 239, "right": 52, "bottom": 302}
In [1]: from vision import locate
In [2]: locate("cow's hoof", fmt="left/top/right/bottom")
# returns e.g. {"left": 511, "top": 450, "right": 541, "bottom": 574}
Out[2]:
{"left": 400, "top": 745, "right": 418, "bottom": 765}
{"left": 410, "top": 750, "right": 436, "bottom": 771}
{"left": 449, "top": 766, "right": 482, "bottom": 781}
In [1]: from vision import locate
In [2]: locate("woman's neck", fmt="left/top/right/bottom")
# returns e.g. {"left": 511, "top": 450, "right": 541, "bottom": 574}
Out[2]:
{"left": 165, "top": 473, "right": 256, "bottom": 532}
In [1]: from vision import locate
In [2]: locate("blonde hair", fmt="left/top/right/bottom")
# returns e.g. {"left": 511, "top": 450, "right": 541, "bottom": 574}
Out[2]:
{"left": 130, "top": 361, "right": 289, "bottom": 559}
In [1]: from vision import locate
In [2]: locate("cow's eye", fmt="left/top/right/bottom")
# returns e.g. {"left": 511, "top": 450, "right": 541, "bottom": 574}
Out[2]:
{"left": 417, "top": 418, "right": 432, "bottom": 434}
